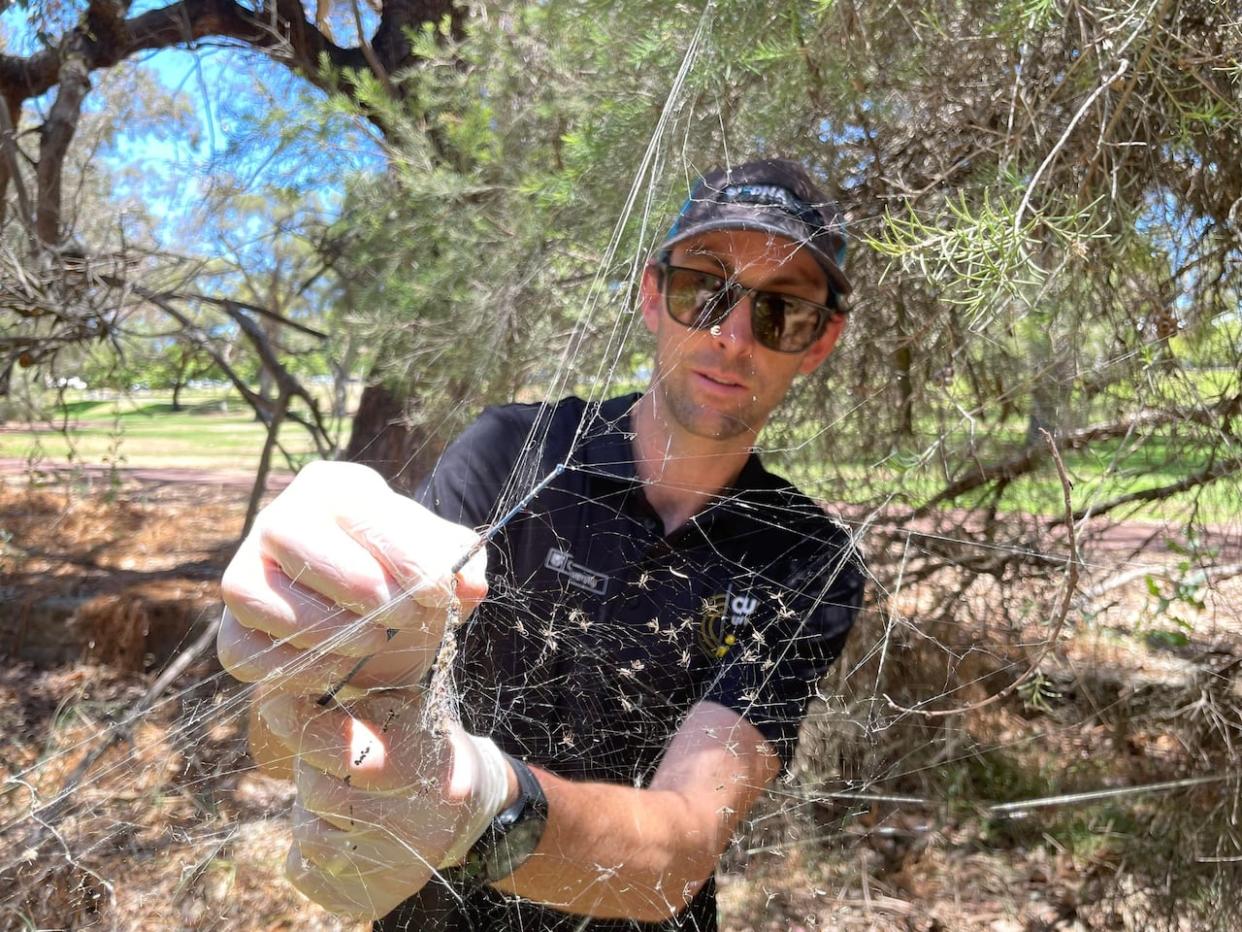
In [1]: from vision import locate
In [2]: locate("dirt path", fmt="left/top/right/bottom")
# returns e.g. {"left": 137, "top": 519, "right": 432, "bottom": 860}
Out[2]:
{"left": 0, "top": 458, "right": 294, "bottom": 492}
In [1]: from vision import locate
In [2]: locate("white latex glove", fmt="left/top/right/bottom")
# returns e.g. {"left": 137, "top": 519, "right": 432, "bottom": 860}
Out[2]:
{"left": 218, "top": 460, "right": 488, "bottom": 697}
{"left": 258, "top": 690, "right": 512, "bottom": 921}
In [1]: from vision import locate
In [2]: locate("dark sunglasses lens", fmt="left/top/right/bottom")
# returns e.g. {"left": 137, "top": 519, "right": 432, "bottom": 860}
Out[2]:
{"left": 751, "top": 293, "right": 825, "bottom": 352}
{"left": 665, "top": 268, "right": 731, "bottom": 328}
{"left": 664, "top": 265, "right": 829, "bottom": 352}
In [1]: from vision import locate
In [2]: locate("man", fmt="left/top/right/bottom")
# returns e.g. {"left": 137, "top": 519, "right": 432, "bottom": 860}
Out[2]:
{"left": 218, "top": 158, "right": 866, "bottom": 930}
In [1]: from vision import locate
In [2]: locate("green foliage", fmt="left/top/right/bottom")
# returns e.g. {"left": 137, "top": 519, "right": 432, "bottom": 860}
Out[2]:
{"left": 867, "top": 190, "right": 1107, "bottom": 321}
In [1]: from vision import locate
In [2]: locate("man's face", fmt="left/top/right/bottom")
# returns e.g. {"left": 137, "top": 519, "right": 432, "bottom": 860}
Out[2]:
{"left": 640, "top": 229, "right": 846, "bottom": 442}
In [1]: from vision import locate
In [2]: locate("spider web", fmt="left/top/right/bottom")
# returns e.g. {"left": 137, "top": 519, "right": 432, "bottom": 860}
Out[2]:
{"left": 2, "top": 2, "right": 1242, "bottom": 930}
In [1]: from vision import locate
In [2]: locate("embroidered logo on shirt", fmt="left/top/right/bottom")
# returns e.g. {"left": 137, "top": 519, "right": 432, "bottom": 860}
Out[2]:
{"left": 698, "top": 589, "right": 759, "bottom": 659}
{"left": 544, "top": 547, "right": 610, "bottom": 596}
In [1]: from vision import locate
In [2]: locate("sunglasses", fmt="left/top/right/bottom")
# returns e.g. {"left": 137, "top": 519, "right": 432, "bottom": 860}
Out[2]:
{"left": 657, "top": 263, "right": 839, "bottom": 354}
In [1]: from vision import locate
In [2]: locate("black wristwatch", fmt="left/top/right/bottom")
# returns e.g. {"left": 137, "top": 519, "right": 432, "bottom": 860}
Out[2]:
{"left": 459, "top": 753, "right": 548, "bottom": 885}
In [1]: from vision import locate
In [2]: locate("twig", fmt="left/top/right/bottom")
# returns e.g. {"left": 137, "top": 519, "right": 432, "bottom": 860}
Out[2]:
{"left": 988, "top": 771, "right": 1233, "bottom": 815}
{"left": 887, "top": 430, "right": 1079, "bottom": 718}
{"left": 1013, "top": 58, "right": 1131, "bottom": 237}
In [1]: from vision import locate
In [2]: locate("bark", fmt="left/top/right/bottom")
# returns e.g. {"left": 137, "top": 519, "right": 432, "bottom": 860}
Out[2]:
{"left": 344, "top": 379, "right": 444, "bottom": 493}
{"left": 893, "top": 293, "right": 915, "bottom": 437}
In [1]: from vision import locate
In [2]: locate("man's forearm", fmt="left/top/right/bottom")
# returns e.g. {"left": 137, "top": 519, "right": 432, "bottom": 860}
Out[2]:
{"left": 491, "top": 768, "right": 728, "bottom": 923}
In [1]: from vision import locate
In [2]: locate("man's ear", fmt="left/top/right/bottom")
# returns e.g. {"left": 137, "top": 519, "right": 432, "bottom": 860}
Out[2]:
{"left": 797, "top": 315, "right": 847, "bottom": 376}
{"left": 639, "top": 263, "right": 663, "bottom": 334}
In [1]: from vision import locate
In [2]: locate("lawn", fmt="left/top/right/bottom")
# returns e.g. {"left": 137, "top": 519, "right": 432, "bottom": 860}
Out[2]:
{"left": 0, "top": 390, "right": 347, "bottom": 473}
{"left": 771, "top": 421, "right": 1239, "bottom": 526}
{"left": 3, "top": 386, "right": 1236, "bottom": 525}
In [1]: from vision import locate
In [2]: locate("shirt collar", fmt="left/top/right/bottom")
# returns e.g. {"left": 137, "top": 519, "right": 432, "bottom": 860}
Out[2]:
{"left": 569, "top": 393, "right": 643, "bottom": 483}
{"left": 569, "top": 393, "right": 777, "bottom": 515}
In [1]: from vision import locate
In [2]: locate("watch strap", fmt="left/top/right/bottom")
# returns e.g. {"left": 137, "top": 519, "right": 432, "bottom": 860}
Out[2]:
{"left": 459, "top": 753, "right": 547, "bottom": 885}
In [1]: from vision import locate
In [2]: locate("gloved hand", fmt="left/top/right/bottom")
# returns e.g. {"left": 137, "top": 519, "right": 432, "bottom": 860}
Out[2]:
{"left": 218, "top": 460, "right": 488, "bottom": 698}
{"left": 258, "top": 689, "right": 513, "bottom": 921}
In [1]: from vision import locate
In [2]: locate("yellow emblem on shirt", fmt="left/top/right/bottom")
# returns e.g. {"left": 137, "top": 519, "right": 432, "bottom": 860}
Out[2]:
{"left": 698, "top": 590, "right": 758, "bottom": 660}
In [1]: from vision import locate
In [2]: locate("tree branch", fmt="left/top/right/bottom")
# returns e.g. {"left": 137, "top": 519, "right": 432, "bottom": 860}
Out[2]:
{"left": 910, "top": 380, "right": 1242, "bottom": 521}
{"left": 1062, "top": 453, "right": 1242, "bottom": 525}
{"left": 0, "top": 0, "right": 366, "bottom": 105}
{"left": 176, "top": 291, "right": 329, "bottom": 339}
{"left": 911, "top": 409, "right": 1180, "bottom": 518}
{"left": 35, "top": 42, "right": 91, "bottom": 244}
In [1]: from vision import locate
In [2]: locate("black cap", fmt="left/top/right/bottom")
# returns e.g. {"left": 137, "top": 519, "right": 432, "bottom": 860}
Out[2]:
{"left": 658, "top": 158, "right": 851, "bottom": 304}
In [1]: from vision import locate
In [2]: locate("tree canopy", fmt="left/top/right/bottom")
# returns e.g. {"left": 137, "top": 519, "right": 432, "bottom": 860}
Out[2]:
{"left": 1, "top": 0, "right": 1239, "bottom": 528}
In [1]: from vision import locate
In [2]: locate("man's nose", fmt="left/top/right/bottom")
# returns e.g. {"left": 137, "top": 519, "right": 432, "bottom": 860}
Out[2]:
{"left": 711, "top": 291, "right": 756, "bottom": 352}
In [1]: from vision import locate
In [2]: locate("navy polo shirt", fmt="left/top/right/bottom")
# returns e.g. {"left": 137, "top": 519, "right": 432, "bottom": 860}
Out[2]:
{"left": 377, "top": 393, "right": 864, "bottom": 932}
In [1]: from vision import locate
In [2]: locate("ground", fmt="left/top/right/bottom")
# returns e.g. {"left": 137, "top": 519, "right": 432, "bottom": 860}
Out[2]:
{"left": 0, "top": 468, "right": 1239, "bottom": 931}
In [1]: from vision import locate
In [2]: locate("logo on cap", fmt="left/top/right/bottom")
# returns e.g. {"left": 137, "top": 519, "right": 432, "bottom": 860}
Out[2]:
{"left": 720, "top": 184, "right": 818, "bottom": 223}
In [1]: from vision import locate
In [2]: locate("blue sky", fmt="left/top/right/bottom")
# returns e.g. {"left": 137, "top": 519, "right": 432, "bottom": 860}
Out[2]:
{"left": 1, "top": 1, "right": 386, "bottom": 250}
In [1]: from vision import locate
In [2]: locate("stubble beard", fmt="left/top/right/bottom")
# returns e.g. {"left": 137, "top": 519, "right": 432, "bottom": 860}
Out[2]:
{"left": 658, "top": 366, "right": 761, "bottom": 442}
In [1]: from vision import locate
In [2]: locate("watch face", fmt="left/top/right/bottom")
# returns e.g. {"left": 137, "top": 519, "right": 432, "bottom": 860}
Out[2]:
{"left": 505, "top": 818, "right": 547, "bottom": 856}
{"left": 484, "top": 813, "right": 547, "bottom": 882}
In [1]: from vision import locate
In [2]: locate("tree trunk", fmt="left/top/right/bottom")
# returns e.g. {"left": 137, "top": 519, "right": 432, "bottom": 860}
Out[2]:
{"left": 344, "top": 380, "right": 444, "bottom": 493}
{"left": 893, "top": 293, "right": 915, "bottom": 438}
{"left": 1025, "top": 328, "right": 1071, "bottom": 446}
{"left": 171, "top": 350, "right": 190, "bottom": 411}
{"left": 36, "top": 44, "right": 91, "bottom": 245}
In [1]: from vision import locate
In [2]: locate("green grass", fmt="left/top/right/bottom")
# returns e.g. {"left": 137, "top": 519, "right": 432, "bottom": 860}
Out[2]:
{"left": 4, "top": 387, "right": 1236, "bottom": 524}
{"left": 0, "top": 390, "right": 346, "bottom": 472}
{"left": 774, "top": 420, "right": 1239, "bottom": 525}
